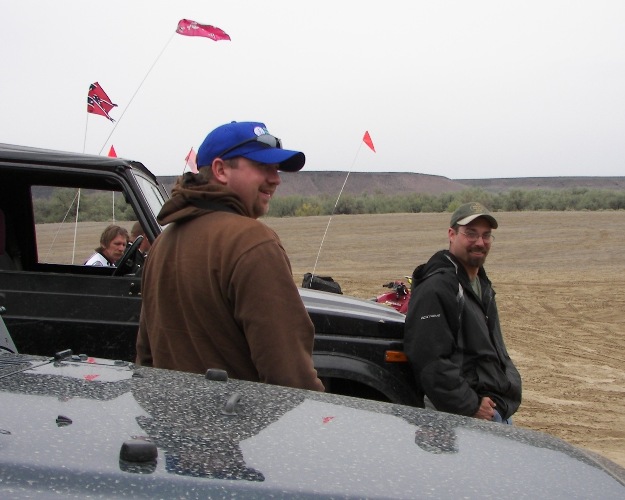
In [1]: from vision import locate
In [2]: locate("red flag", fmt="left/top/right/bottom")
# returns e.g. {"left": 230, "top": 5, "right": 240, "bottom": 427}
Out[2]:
{"left": 185, "top": 147, "right": 198, "bottom": 173}
{"left": 363, "top": 131, "right": 376, "bottom": 152}
{"left": 176, "top": 19, "right": 231, "bottom": 41}
{"left": 87, "top": 82, "right": 118, "bottom": 122}
{"left": 107, "top": 145, "right": 117, "bottom": 157}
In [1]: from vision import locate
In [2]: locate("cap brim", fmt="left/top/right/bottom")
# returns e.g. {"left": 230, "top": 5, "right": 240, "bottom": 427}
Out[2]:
{"left": 456, "top": 214, "right": 498, "bottom": 229}
{"left": 243, "top": 149, "right": 305, "bottom": 172}
{"left": 223, "top": 142, "right": 305, "bottom": 172}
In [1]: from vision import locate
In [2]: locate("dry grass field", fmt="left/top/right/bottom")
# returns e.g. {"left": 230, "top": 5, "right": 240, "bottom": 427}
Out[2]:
{"left": 40, "top": 211, "right": 625, "bottom": 468}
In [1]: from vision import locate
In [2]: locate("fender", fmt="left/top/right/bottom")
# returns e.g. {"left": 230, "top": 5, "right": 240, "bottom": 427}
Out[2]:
{"left": 313, "top": 352, "right": 420, "bottom": 406}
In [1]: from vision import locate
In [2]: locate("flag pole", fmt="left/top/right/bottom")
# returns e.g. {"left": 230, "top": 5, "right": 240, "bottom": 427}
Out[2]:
{"left": 74, "top": 114, "right": 92, "bottom": 264}
{"left": 72, "top": 188, "right": 81, "bottom": 265}
{"left": 310, "top": 132, "right": 375, "bottom": 279}
{"left": 96, "top": 19, "right": 230, "bottom": 155}
{"left": 83, "top": 113, "right": 90, "bottom": 154}
{"left": 97, "top": 32, "right": 177, "bottom": 155}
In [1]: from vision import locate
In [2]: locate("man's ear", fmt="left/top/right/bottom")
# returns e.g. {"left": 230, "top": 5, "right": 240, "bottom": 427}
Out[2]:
{"left": 212, "top": 158, "right": 229, "bottom": 185}
{"left": 448, "top": 226, "right": 457, "bottom": 242}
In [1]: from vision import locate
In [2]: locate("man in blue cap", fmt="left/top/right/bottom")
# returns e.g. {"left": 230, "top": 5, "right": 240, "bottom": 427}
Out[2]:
{"left": 137, "top": 121, "right": 324, "bottom": 392}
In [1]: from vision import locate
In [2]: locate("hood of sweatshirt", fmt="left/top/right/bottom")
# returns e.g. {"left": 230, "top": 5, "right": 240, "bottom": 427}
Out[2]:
{"left": 157, "top": 173, "right": 249, "bottom": 225}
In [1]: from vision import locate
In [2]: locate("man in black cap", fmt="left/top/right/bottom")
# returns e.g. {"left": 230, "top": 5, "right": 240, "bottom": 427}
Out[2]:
{"left": 136, "top": 121, "right": 324, "bottom": 392}
{"left": 404, "top": 202, "right": 521, "bottom": 423}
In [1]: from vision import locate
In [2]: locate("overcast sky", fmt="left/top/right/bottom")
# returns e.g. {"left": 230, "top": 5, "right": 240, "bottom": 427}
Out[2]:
{"left": 2, "top": 0, "right": 624, "bottom": 179}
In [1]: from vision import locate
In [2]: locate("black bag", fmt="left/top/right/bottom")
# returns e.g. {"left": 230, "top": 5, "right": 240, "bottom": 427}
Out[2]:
{"left": 302, "top": 273, "right": 343, "bottom": 294}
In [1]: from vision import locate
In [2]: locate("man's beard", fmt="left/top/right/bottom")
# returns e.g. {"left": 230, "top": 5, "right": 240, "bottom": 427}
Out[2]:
{"left": 466, "top": 248, "right": 488, "bottom": 268}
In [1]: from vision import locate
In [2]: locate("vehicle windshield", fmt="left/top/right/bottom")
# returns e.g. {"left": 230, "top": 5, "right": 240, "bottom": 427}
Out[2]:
{"left": 132, "top": 173, "right": 166, "bottom": 229}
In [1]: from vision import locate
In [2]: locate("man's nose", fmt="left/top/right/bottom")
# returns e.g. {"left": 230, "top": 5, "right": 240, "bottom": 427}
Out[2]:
{"left": 266, "top": 166, "right": 281, "bottom": 184}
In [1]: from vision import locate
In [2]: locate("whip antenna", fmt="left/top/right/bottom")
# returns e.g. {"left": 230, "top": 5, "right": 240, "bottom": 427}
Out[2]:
{"left": 97, "top": 33, "right": 176, "bottom": 155}
{"left": 310, "top": 171, "right": 352, "bottom": 277}
{"left": 310, "top": 131, "right": 376, "bottom": 279}
{"left": 96, "top": 19, "right": 232, "bottom": 155}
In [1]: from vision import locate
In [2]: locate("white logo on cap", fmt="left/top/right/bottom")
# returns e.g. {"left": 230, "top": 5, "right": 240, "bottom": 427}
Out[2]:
{"left": 253, "top": 126, "right": 268, "bottom": 136}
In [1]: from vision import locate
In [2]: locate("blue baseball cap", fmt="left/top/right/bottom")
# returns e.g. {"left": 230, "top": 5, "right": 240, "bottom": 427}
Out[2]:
{"left": 196, "top": 121, "right": 306, "bottom": 172}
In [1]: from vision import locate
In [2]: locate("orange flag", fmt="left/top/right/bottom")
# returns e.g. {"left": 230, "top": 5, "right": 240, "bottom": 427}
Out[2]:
{"left": 107, "top": 145, "right": 117, "bottom": 157}
{"left": 363, "top": 131, "right": 376, "bottom": 152}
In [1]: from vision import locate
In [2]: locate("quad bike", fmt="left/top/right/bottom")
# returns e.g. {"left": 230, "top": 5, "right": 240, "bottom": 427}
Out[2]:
{"left": 374, "top": 276, "right": 412, "bottom": 314}
{"left": 302, "top": 272, "right": 411, "bottom": 315}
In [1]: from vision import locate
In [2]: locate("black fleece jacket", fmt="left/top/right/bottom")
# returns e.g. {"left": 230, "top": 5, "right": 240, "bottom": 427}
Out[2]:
{"left": 404, "top": 250, "right": 522, "bottom": 420}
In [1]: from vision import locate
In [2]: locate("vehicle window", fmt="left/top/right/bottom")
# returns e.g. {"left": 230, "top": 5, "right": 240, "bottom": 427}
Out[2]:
{"left": 32, "top": 185, "right": 139, "bottom": 265}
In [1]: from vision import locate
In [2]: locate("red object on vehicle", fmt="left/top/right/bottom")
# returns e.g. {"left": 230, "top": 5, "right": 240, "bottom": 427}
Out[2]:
{"left": 375, "top": 278, "right": 411, "bottom": 314}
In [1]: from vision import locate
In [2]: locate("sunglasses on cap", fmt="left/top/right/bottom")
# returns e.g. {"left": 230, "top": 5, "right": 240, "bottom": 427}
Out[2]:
{"left": 216, "top": 134, "right": 283, "bottom": 159}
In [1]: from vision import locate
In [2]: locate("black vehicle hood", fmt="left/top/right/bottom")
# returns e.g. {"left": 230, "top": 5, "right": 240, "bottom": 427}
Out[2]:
{"left": 299, "top": 287, "right": 405, "bottom": 338}
{"left": 1, "top": 353, "right": 624, "bottom": 499}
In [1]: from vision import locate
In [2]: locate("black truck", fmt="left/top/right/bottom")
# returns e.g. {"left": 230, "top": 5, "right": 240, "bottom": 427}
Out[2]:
{"left": 0, "top": 143, "right": 419, "bottom": 405}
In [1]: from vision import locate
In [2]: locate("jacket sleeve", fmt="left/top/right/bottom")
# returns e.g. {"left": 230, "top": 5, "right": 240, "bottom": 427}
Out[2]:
{"left": 135, "top": 307, "right": 153, "bottom": 367}
{"left": 229, "top": 237, "right": 325, "bottom": 392}
{"left": 135, "top": 230, "right": 163, "bottom": 368}
{"left": 404, "top": 276, "right": 480, "bottom": 416}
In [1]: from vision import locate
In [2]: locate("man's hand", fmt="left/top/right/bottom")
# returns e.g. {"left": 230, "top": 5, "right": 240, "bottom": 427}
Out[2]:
{"left": 474, "top": 396, "right": 496, "bottom": 420}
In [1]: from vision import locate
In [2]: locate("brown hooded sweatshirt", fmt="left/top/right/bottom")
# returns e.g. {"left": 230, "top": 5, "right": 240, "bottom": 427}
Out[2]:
{"left": 136, "top": 174, "right": 324, "bottom": 392}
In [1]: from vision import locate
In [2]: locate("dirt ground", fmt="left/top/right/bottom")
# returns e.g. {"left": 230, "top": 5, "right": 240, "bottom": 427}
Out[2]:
{"left": 264, "top": 211, "right": 625, "bottom": 469}
{"left": 42, "top": 211, "right": 625, "bottom": 468}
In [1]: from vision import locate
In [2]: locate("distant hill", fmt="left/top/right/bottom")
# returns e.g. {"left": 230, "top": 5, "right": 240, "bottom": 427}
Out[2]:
{"left": 158, "top": 173, "right": 625, "bottom": 197}
{"left": 456, "top": 176, "right": 625, "bottom": 192}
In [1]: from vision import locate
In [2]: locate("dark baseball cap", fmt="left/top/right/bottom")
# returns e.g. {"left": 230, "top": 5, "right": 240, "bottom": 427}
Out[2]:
{"left": 450, "top": 202, "right": 498, "bottom": 229}
{"left": 196, "top": 121, "right": 305, "bottom": 172}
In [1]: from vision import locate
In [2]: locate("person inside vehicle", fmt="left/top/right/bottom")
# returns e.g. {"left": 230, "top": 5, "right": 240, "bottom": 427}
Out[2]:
{"left": 84, "top": 224, "right": 129, "bottom": 267}
{"left": 136, "top": 121, "right": 324, "bottom": 392}
{"left": 404, "top": 202, "right": 522, "bottom": 424}
{"left": 130, "top": 221, "right": 151, "bottom": 256}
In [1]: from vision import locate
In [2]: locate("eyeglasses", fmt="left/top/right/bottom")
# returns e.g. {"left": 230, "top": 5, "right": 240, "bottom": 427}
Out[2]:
{"left": 216, "top": 134, "right": 282, "bottom": 159}
{"left": 458, "top": 230, "right": 495, "bottom": 243}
